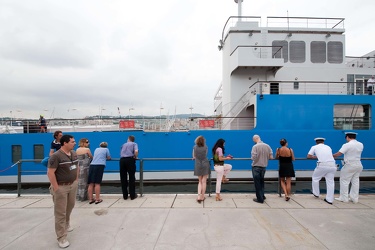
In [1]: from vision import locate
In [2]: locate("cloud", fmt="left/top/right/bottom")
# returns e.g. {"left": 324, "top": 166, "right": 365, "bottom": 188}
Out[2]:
{"left": 0, "top": 0, "right": 374, "bottom": 119}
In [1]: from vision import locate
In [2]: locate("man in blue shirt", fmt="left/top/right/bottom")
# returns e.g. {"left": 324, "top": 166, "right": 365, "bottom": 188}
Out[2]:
{"left": 120, "top": 135, "right": 139, "bottom": 200}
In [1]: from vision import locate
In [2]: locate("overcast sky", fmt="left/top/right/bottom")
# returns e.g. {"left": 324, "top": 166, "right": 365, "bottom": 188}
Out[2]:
{"left": 1, "top": 0, "right": 374, "bottom": 119}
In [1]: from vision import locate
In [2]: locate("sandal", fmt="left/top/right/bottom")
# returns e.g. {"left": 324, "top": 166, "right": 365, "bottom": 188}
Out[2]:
{"left": 89, "top": 199, "right": 95, "bottom": 204}
{"left": 95, "top": 199, "right": 103, "bottom": 204}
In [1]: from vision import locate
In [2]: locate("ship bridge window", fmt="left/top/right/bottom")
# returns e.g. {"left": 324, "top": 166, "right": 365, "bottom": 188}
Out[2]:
{"left": 272, "top": 40, "right": 288, "bottom": 62}
{"left": 334, "top": 104, "right": 371, "bottom": 130}
{"left": 327, "top": 41, "right": 343, "bottom": 64}
{"left": 34, "top": 144, "right": 44, "bottom": 162}
{"left": 290, "top": 41, "right": 306, "bottom": 63}
{"left": 311, "top": 41, "right": 326, "bottom": 63}
{"left": 12, "top": 145, "right": 22, "bottom": 163}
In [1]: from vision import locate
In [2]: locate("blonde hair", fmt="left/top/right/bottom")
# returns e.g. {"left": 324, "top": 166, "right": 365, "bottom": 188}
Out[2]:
{"left": 79, "top": 138, "right": 88, "bottom": 147}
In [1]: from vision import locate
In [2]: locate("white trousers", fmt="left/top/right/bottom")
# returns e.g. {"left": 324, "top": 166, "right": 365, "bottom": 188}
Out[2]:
{"left": 338, "top": 161, "right": 363, "bottom": 203}
{"left": 214, "top": 164, "right": 232, "bottom": 193}
{"left": 312, "top": 162, "right": 336, "bottom": 203}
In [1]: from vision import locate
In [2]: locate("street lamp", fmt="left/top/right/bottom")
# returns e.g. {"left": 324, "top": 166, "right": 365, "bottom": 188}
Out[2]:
{"left": 10, "top": 110, "right": 12, "bottom": 127}
{"left": 189, "top": 105, "right": 194, "bottom": 130}
{"left": 129, "top": 107, "right": 134, "bottom": 120}
{"left": 159, "top": 103, "right": 164, "bottom": 131}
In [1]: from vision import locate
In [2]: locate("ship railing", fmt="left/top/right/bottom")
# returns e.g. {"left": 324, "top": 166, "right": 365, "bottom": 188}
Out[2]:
{"left": 221, "top": 16, "right": 262, "bottom": 44}
{"left": 346, "top": 56, "right": 375, "bottom": 68}
{"left": 220, "top": 16, "right": 344, "bottom": 45}
{"left": 14, "top": 157, "right": 375, "bottom": 197}
{"left": 220, "top": 91, "right": 252, "bottom": 129}
{"left": 266, "top": 16, "right": 345, "bottom": 29}
{"left": 230, "top": 45, "right": 284, "bottom": 59}
{"left": 334, "top": 117, "right": 371, "bottom": 130}
{"left": 4, "top": 114, "right": 372, "bottom": 133}
{"left": 249, "top": 80, "right": 374, "bottom": 95}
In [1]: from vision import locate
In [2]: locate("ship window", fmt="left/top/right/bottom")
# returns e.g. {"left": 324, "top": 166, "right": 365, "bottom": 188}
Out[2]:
{"left": 290, "top": 41, "right": 305, "bottom": 63}
{"left": 272, "top": 41, "right": 288, "bottom": 62}
{"left": 34, "top": 144, "right": 44, "bottom": 161}
{"left": 294, "top": 82, "right": 299, "bottom": 89}
{"left": 327, "top": 41, "right": 343, "bottom": 64}
{"left": 270, "top": 83, "right": 279, "bottom": 94}
{"left": 12, "top": 145, "right": 22, "bottom": 163}
{"left": 311, "top": 41, "right": 326, "bottom": 63}
{"left": 333, "top": 104, "right": 371, "bottom": 130}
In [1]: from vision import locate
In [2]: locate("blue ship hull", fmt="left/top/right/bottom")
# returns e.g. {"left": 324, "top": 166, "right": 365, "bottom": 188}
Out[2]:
{"left": 1, "top": 95, "right": 374, "bottom": 179}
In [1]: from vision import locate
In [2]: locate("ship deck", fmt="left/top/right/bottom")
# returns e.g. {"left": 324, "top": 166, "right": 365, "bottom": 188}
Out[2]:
{"left": 1, "top": 193, "right": 374, "bottom": 249}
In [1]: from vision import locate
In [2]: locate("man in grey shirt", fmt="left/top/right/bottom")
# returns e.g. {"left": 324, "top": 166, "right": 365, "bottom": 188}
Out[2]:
{"left": 251, "top": 135, "right": 273, "bottom": 203}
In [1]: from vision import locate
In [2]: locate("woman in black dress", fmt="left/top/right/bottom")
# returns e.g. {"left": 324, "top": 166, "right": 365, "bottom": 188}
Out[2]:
{"left": 275, "top": 138, "right": 295, "bottom": 201}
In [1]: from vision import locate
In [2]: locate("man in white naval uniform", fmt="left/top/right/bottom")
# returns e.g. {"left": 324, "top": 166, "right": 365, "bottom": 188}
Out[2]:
{"left": 367, "top": 75, "right": 375, "bottom": 95}
{"left": 333, "top": 132, "right": 364, "bottom": 203}
{"left": 307, "top": 137, "right": 336, "bottom": 205}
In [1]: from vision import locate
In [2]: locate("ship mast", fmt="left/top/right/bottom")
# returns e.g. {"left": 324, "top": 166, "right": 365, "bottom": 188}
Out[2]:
{"left": 235, "top": 0, "right": 243, "bottom": 21}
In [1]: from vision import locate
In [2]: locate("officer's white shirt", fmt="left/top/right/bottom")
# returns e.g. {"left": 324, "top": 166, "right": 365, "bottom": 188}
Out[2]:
{"left": 308, "top": 144, "right": 335, "bottom": 162}
{"left": 367, "top": 78, "right": 375, "bottom": 87}
{"left": 338, "top": 139, "right": 363, "bottom": 161}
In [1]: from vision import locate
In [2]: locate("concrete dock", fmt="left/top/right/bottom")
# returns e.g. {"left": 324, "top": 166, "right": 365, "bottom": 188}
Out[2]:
{"left": 1, "top": 193, "right": 375, "bottom": 250}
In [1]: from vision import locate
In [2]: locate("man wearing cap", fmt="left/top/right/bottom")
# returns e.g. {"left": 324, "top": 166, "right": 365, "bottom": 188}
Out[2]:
{"left": 333, "top": 132, "right": 364, "bottom": 203}
{"left": 307, "top": 137, "right": 336, "bottom": 205}
{"left": 367, "top": 76, "right": 375, "bottom": 95}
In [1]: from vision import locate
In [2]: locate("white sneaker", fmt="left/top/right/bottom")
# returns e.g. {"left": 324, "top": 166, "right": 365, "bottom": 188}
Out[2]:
{"left": 58, "top": 239, "right": 70, "bottom": 248}
{"left": 334, "top": 197, "right": 348, "bottom": 203}
{"left": 349, "top": 198, "right": 358, "bottom": 204}
{"left": 67, "top": 225, "right": 74, "bottom": 232}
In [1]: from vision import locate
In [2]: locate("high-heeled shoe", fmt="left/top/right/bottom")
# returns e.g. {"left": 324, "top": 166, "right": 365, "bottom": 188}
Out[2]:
{"left": 197, "top": 194, "right": 202, "bottom": 203}
{"left": 215, "top": 194, "right": 223, "bottom": 201}
{"left": 285, "top": 195, "right": 290, "bottom": 201}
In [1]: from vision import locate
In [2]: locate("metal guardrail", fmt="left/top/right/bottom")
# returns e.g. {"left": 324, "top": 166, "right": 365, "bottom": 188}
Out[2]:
{"left": 15, "top": 157, "right": 375, "bottom": 197}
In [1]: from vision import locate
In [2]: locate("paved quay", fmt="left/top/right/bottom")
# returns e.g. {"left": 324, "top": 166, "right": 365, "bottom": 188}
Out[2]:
{"left": 1, "top": 193, "right": 375, "bottom": 250}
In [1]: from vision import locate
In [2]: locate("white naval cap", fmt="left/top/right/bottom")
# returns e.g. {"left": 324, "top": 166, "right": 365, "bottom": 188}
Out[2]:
{"left": 345, "top": 131, "right": 358, "bottom": 135}
{"left": 314, "top": 137, "right": 325, "bottom": 141}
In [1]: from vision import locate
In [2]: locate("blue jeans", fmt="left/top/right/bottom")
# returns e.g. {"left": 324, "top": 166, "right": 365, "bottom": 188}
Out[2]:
{"left": 252, "top": 166, "right": 266, "bottom": 202}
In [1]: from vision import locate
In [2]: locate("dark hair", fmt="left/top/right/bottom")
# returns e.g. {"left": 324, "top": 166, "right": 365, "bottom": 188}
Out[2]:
{"left": 128, "top": 135, "right": 135, "bottom": 142}
{"left": 53, "top": 130, "right": 62, "bottom": 139}
{"left": 346, "top": 134, "right": 356, "bottom": 139}
{"left": 60, "top": 134, "right": 74, "bottom": 146}
{"left": 212, "top": 138, "right": 225, "bottom": 156}
{"left": 280, "top": 138, "right": 287, "bottom": 146}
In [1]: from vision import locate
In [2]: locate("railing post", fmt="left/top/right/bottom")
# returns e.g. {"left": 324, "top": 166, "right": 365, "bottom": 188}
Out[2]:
{"left": 208, "top": 160, "right": 212, "bottom": 196}
{"left": 139, "top": 159, "right": 143, "bottom": 197}
{"left": 17, "top": 161, "right": 22, "bottom": 197}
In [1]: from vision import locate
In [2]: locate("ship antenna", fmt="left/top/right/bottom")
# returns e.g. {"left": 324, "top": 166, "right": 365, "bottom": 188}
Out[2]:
{"left": 287, "top": 10, "right": 289, "bottom": 31}
{"left": 234, "top": 0, "right": 243, "bottom": 21}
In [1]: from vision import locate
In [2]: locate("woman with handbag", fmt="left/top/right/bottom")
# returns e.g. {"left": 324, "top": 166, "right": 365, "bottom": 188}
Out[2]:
{"left": 212, "top": 138, "right": 232, "bottom": 201}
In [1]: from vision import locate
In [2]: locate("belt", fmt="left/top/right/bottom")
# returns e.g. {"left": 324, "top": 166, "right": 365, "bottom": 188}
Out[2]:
{"left": 122, "top": 156, "right": 134, "bottom": 158}
{"left": 317, "top": 162, "right": 335, "bottom": 167}
{"left": 58, "top": 182, "right": 73, "bottom": 186}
